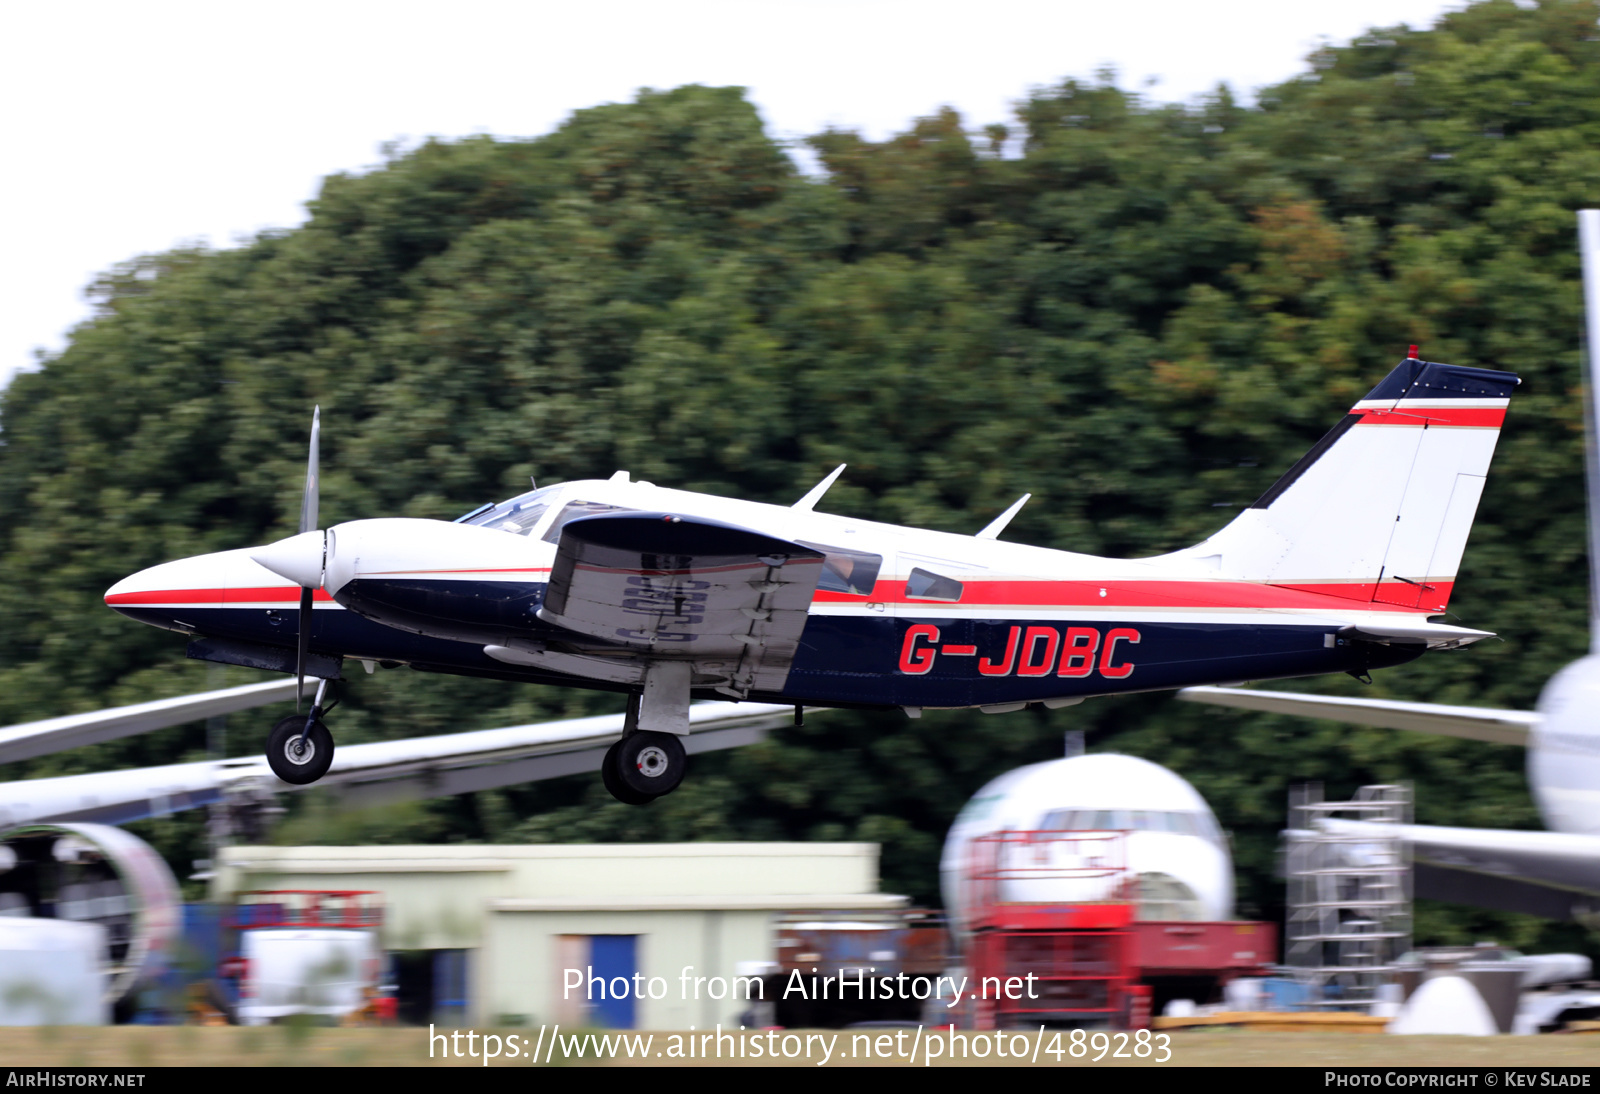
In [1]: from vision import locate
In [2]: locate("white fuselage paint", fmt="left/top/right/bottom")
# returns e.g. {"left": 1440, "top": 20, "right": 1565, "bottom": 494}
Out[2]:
{"left": 1529, "top": 655, "right": 1600, "bottom": 836}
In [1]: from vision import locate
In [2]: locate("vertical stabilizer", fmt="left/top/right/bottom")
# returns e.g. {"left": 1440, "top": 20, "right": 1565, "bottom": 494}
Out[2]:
{"left": 1164, "top": 355, "right": 1518, "bottom": 611}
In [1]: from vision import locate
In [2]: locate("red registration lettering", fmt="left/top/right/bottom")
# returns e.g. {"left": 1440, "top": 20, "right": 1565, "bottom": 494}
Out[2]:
{"left": 1016, "top": 626, "right": 1061, "bottom": 677}
{"left": 1057, "top": 627, "right": 1101, "bottom": 677}
{"left": 898, "top": 624, "right": 940, "bottom": 674}
{"left": 1098, "top": 628, "right": 1141, "bottom": 678}
{"left": 978, "top": 626, "right": 1022, "bottom": 676}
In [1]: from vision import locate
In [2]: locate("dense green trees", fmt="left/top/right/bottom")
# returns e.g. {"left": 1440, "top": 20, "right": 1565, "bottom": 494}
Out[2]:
{"left": 4, "top": 1, "right": 1599, "bottom": 951}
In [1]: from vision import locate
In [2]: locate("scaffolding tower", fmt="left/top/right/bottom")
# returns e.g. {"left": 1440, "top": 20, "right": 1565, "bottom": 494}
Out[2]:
{"left": 1284, "top": 783, "right": 1412, "bottom": 1011}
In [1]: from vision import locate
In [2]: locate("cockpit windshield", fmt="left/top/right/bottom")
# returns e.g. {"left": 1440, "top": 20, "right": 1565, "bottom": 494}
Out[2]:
{"left": 457, "top": 486, "right": 563, "bottom": 537}
{"left": 1040, "top": 808, "right": 1226, "bottom": 849}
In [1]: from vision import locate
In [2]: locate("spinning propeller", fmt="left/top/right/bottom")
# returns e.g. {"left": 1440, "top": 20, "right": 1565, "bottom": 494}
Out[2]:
{"left": 250, "top": 408, "right": 326, "bottom": 711}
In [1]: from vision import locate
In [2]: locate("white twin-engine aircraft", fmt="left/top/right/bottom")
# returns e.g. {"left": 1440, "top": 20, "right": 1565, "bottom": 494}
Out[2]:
{"left": 104, "top": 351, "right": 1519, "bottom": 802}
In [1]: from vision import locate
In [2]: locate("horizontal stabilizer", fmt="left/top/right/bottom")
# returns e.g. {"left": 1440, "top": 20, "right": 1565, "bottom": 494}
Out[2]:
{"left": 1177, "top": 685, "right": 1536, "bottom": 746}
{"left": 1337, "top": 620, "right": 1494, "bottom": 649}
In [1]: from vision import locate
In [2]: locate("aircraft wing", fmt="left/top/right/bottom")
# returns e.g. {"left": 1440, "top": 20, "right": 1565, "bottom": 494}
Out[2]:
{"left": 0, "top": 701, "right": 793, "bottom": 829}
{"left": 0, "top": 679, "right": 314, "bottom": 765}
{"left": 1176, "top": 685, "right": 1538, "bottom": 747}
{"left": 535, "top": 513, "right": 826, "bottom": 694}
{"left": 1319, "top": 818, "right": 1600, "bottom": 921}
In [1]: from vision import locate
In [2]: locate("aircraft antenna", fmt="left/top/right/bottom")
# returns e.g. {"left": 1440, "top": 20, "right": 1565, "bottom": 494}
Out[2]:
{"left": 976, "top": 494, "right": 1031, "bottom": 540}
{"left": 1578, "top": 212, "right": 1600, "bottom": 651}
{"left": 792, "top": 464, "right": 846, "bottom": 512}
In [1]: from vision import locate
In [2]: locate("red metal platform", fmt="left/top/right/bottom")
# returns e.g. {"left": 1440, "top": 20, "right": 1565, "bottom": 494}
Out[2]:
{"left": 962, "top": 829, "right": 1275, "bottom": 1029}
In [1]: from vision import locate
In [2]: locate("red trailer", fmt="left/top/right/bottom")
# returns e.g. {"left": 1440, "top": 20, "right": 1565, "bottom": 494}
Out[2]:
{"left": 964, "top": 830, "right": 1274, "bottom": 1029}
{"left": 965, "top": 830, "right": 1136, "bottom": 1029}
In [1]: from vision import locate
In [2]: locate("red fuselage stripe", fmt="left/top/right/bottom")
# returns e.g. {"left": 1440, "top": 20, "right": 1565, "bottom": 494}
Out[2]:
{"left": 817, "top": 578, "right": 1454, "bottom": 612}
{"left": 109, "top": 575, "right": 1455, "bottom": 614}
{"left": 106, "top": 587, "right": 336, "bottom": 605}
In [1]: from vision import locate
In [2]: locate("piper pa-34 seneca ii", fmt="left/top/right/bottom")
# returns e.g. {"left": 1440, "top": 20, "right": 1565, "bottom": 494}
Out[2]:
{"left": 105, "top": 351, "right": 1518, "bottom": 803}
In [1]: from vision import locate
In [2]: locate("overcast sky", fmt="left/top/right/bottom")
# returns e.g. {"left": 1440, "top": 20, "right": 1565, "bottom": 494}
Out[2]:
{"left": 1, "top": 0, "right": 1476, "bottom": 392}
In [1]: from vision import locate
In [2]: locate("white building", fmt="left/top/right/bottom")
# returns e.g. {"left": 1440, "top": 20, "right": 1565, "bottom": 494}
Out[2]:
{"left": 213, "top": 842, "right": 904, "bottom": 1028}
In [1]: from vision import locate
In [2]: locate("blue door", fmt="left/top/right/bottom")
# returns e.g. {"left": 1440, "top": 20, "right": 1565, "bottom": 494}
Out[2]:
{"left": 587, "top": 935, "right": 637, "bottom": 1028}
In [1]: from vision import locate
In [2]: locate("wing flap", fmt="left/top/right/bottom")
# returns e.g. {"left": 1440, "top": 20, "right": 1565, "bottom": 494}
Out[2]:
{"left": 538, "top": 512, "right": 825, "bottom": 693}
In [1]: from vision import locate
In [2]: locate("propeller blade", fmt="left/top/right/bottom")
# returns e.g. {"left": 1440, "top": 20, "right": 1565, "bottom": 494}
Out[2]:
{"left": 296, "top": 585, "right": 314, "bottom": 713}
{"left": 299, "top": 406, "right": 320, "bottom": 537}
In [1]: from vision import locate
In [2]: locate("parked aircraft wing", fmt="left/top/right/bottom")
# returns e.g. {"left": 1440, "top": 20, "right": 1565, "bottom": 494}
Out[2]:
{"left": 1176, "top": 685, "right": 1537, "bottom": 747}
{"left": 0, "top": 679, "right": 315, "bottom": 765}
{"left": 0, "top": 701, "right": 791, "bottom": 829}
{"left": 537, "top": 512, "right": 826, "bottom": 693}
{"left": 1320, "top": 818, "right": 1600, "bottom": 921}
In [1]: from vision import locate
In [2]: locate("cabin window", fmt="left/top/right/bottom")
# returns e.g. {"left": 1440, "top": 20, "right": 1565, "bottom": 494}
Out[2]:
{"left": 796, "top": 541, "right": 881, "bottom": 596}
{"left": 905, "top": 567, "right": 963, "bottom": 602}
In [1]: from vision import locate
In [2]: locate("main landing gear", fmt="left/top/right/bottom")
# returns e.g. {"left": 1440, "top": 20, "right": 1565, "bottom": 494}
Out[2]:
{"left": 601, "top": 671, "right": 690, "bottom": 805}
{"left": 267, "top": 679, "right": 337, "bottom": 785}
{"left": 601, "top": 732, "right": 687, "bottom": 805}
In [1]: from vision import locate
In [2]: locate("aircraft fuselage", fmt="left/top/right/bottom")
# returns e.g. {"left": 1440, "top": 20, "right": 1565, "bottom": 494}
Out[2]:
{"left": 107, "top": 477, "right": 1433, "bottom": 712}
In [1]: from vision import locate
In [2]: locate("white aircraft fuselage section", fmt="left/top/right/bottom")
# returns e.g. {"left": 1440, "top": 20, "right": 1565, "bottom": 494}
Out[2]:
{"left": 1529, "top": 654, "right": 1600, "bottom": 836}
{"left": 940, "top": 753, "right": 1234, "bottom": 945}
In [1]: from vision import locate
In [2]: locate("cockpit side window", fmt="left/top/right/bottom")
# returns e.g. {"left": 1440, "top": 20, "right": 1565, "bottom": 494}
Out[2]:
{"left": 542, "top": 500, "right": 634, "bottom": 544}
{"left": 796, "top": 540, "right": 881, "bottom": 596}
{"left": 459, "top": 486, "right": 562, "bottom": 537}
{"left": 905, "top": 567, "right": 963, "bottom": 602}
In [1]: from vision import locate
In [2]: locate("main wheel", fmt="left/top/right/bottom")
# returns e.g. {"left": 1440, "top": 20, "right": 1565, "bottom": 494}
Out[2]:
{"left": 615, "top": 731, "right": 687, "bottom": 798}
{"left": 267, "top": 715, "right": 334, "bottom": 785}
{"left": 601, "top": 741, "right": 656, "bottom": 806}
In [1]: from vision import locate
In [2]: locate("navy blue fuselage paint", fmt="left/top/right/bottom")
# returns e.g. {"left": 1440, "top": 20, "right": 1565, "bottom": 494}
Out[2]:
{"left": 111, "top": 573, "right": 1418, "bottom": 710}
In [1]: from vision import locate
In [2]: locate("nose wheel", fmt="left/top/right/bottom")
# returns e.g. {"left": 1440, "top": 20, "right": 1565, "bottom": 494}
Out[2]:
{"left": 267, "top": 714, "right": 335, "bottom": 784}
{"left": 601, "top": 731, "right": 686, "bottom": 805}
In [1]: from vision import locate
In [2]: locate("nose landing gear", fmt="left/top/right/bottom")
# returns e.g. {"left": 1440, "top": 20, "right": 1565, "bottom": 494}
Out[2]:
{"left": 266, "top": 679, "right": 337, "bottom": 785}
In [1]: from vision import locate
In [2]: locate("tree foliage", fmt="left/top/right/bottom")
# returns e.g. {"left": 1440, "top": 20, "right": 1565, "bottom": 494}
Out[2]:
{"left": 4, "top": 2, "right": 1600, "bottom": 952}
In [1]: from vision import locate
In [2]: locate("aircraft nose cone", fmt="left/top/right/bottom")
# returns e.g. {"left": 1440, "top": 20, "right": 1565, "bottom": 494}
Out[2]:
{"left": 104, "top": 570, "right": 146, "bottom": 603}
{"left": 251, "top": 531, "right": 325, "bottom": 588}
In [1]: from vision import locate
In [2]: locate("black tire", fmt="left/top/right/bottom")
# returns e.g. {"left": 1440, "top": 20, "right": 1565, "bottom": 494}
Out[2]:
{"left": 615, "top": 731, "right": 687, "bottom": 797}
{"left": 601, "top": 741, "right": 656, "bottom": 806}
{"left": 267, "top": 715, "right": 334, "bottom": 785}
